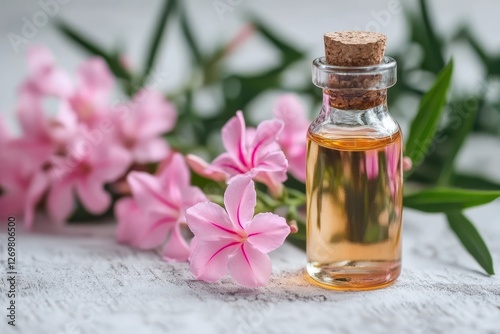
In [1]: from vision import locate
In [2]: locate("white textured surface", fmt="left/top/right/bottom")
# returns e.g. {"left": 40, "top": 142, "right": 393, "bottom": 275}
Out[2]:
{"left": 1, "top": 202, "right": 500, "bottom": 334}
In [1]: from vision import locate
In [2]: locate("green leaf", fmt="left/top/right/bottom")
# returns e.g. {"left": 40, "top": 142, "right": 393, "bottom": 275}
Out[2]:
{"left": 249, "top": 15, "right": 304, "bottom": 67}
{"left": 179, "top": 3, "right": 202, "bottom": 64}
{"left": 446, "top": 212, "right": 494, "bottom": 275}
{"left": 453, "top": 26, "right": 491, "bottom": 68}
{"left": 453, "top": 173, "right": 500, "bottom": 191}
{"left": 404, "top": 187, "right": 500, "bottom": 212}
{"left": 405, "top": 2, "right": 444, "bottom": 74}
{"left": 143, "top": 0, "right": 177, "bottom": 80}
{"left": 436, "top": 96, "right": 483, "bottom": 185}
{"left": 56, "top": 21, "right": 132, "bottom": 81}
{"left": 405, "top": 59, "right": 454, "bottom": 174}
{"left": 418, "top": 0, "right": 445, "bottom": 71}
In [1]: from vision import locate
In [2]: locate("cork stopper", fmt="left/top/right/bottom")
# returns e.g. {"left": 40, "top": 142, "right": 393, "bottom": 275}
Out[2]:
{"left": 323, "top": 31, "right": 388, "bottom": 109}
{"left": 324, "top": 31, "right": 387, "bottom": 66}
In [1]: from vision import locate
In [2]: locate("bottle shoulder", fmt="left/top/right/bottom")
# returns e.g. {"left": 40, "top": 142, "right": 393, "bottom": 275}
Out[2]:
{"left": 309, "top": 104, "right": 401, "bottom": 141}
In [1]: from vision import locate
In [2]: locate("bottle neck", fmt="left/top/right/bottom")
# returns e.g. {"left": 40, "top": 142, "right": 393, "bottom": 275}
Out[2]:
{"left": 310, "top": 93, "right": 398, "bottom": 140}
{"left": 323, "top": 89, "right": 387, "bottom": 110}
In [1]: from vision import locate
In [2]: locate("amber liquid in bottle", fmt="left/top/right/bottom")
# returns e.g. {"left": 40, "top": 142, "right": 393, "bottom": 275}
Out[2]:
{"left": 306, "top": 130, "right": 403, "bottom": 290}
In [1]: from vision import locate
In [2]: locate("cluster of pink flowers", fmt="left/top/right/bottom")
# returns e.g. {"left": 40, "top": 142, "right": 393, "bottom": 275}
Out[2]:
{"left": 0, "top": 46, "right": 176, "bottom": 226}
{"left": 0, "top": 47, "right": 313, "bottom": 287}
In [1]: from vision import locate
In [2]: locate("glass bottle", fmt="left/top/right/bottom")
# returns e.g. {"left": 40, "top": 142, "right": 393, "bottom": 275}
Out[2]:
{"left": 306, "top": 56, "right": 403, "bottom": 290}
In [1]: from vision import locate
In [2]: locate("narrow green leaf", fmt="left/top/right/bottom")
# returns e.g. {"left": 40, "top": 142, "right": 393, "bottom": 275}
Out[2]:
{"left": 405, "top": 4, "right": 443, "bottom": 74}
{"left": 56, "top": 21, "right": 132, "bottom": 81}
{"left": 143, "top": 0, "right": 177, "bottom": 79}
{"left": 405, "top": 59, "right": 454, "bottom": 173}
{"left": 57, "top": 21, "right": 108, "bottom": 58}
{"left": 454, "top": 26, "right": 491, "bottom": 68}
{"left": 179, "top": 3, "right": 202, "bottom": 64}
{"left": 446, "top": 212, "right": 494, "bottom": 275}
{"left": 404, "top": 187, "right": 500, "bottom": 212}
{"left": 419, "top": 0, "right": 445, "bottom": 70}
{"left": 453, "top": 173, "right": 500, "bottom": 191}
{"left": 249, "top": 16, "right": 304, "bottom": 66}
{"left": 436, "top": 96, "right": 483, "bottom": 185}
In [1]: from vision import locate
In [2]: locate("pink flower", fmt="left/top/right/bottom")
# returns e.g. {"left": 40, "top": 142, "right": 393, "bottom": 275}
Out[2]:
{"left": 0, "top": 139, "right": 51, "bottom": 227}
{"left": 202, "top": 111, "right": 288, "bottom": 195}
{"left": 47, "top": 132, "right": 132, "bottom": 222}
{"left": 115, "top": 197, "right": 144, "bottom": 246}
{"left": 116, "top": 153, "right": 207, "bottom": 261}
{"left": 403, "top": 157, "right": 412, "bottom": 171}
{"left": 113, "top": 89, "right": 177, "bottom": 163}
{"left": 186, "top": 176, "right": 290, "bottom": 287}
{"left": 69, "top": 58, "right": 114, "bottom": 126}
{"left": 20, "top": 46, "right": 73, "bottom": 98}
{"left": 17, "top": 48, "right": 77, "bottom": 147}
{"left": 273, "top": 94, "right": 309, "bottom": 182}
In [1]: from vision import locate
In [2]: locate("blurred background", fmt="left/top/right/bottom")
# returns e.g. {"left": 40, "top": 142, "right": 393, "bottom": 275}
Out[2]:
{"left": 1, "top": 0, "right": 500, "bottom": 187}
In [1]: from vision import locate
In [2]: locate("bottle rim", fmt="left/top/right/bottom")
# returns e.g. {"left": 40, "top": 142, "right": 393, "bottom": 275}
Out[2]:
{"left": 312, "top": 56, "right": 397, "bottom": 90}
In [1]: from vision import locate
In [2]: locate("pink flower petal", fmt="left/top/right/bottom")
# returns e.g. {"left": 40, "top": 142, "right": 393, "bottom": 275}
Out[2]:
{"left": 76, "top": 58, "right": 114, "bottom": 104}
{"left": 157, "top": 153, "right": 190, "bottom": 205}
{"left": 27, "top": 46, "right": 54, "bottom": 72}
{"left": 181, "top": 186, "right": 208, "bottom": 209}
{"left": 186, "top": 202, "right": 241, "bottom": 241}
{"left": 254, "top": 150, "right": 288, "bottom": 173}
{"left": 403, "top": 157, "right": 412, "bottom": 171}
{"left": 23, "top": 171, "right": 49, "bottom": 229}
{"left": 273, "top": 94, "right": 309, "bottom": 182}
{"left": 287, "top": 150, "right": 306, "bottom": 182}
{"left": 115, "top": 197, "right": 143, "bottom": 245}
{"left": 250, "top": 119, "right": 284, "bottom": 165}
{"left": 0, "top": 191, "right": 24, "bottom": 221}
{"left": 135, "top": 218, "right": 173, "bottom": 249}
{"left": 185, "top": 154, "right": 228, "bottom": 182}
{"left": 134, "top": 89, "right": 177, "bottom": 136}
{"left": 221, "top": 111, "right": 247, "bottom": 165}
{"left": 189, "top": 239, "right": 240, "bottom": 282}
{"left": 224, "top": 176, "right": 256, "bottom": 229}
{"left": 211, "top": 152, "right": 246, "bottom": 176}
{"left": 76, "top": 178, "right": 111, "bottom": 214}
{"left": 47, "top": 181, "right": 74, "bottom": 223}
{"left": 27, "top": 46, "right": 73, "bottom": 97}
{"left": 273, "top": 94, "right": 308, "bottom": 133}
{"left": 40, "top": 67, "right": 73, "bottom": 98}
{"left": 16, "top": 91, "right": 47, "bottom": 139}
{"left": 0, "top": 115, "right": 10, "bottom": 141}
{"left": 227, "top": 243, "right": 272, "bottom": 287}
{"left": 92, "top": 144, "right": 132, "bottom": 182}
{"left": 254, "top": 172, "right": 284, "bottom": 197}
{"left": 131, "top": 137, "right": 170, "bottom": 164}
{"left": 127, "top": 171, "right": 178, "bottom": 219}
{"left": 246, "top": 213, "right": 290, "bottom": 253}
{"left": 161, "top": 224, "right": 191, "bottom": 262}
